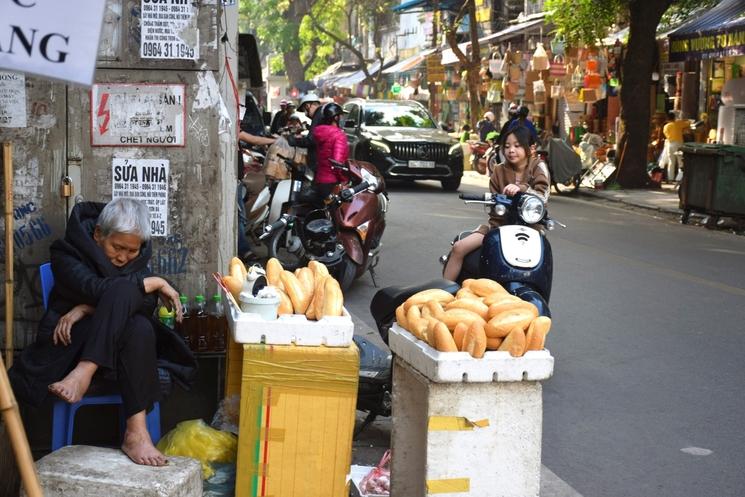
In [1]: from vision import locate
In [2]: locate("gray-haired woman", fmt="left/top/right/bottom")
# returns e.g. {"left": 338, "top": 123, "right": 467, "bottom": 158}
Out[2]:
{"left": 10, "top": 198, "right": 181, "bottom": 466}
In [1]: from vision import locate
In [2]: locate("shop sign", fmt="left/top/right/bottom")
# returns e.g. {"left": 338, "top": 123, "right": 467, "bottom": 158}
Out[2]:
{"left": 112, "top": 158, "right": 169, "bottom": 237}
{"left": 0, "top": 71, "right": 26, "bottom": 128}
{"left": 91, "top": 83, "right": 186, "bottom": 147}
{"left": 0, "top": 0, "right": 106, "bottom": 86}
{"left": 426, "top": 54, "right": 445, "bottom": 83}
{"left": 140, "top": 0, "right": 199, "bottom": 60}
{"left": 669, "top": 28, "right": 745, "bottom": 62}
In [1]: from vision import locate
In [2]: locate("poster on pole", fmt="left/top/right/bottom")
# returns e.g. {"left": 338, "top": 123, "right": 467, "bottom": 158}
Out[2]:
{"left": 91, "top": 83, "right": 186, "bottom": 147}
{"left": 112, "top": 158, "right": 169, "bottom": 237}
{"left": 140, "top": 0, "right": 200, "bottom": 60}
{"left": 0, "top": 0, "right": 106, "bottom": 86}
{"left": 0, "top": 72, "right": 26, "bottom": 128}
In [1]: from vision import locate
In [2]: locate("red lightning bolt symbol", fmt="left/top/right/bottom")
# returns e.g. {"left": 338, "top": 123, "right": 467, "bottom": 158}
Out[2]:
{"left": 97, "top": 93, "right": 110, "bottom": 135}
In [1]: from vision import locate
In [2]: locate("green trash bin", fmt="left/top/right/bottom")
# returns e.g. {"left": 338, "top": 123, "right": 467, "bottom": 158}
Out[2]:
{"left": 679, "top": 144, "right": 745, "bottom": 224}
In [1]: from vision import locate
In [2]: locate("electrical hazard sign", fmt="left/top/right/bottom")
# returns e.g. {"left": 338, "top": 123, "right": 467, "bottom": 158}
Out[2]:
{"left": 91, "top": 83, "right": 186, "bottom": 147}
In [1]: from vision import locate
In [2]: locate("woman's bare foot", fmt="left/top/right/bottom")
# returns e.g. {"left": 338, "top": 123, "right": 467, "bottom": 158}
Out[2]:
{"left": 121, "top": 411, "right": 168, "bottom": 466}
{"left": 48, "top": 361, "right": 97, "bottom": 404}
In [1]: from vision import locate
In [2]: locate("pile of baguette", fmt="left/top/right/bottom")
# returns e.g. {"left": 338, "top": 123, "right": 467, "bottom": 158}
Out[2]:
{"left": 395, "top": 278, "right": 551, "bottom": 358}
{"left": 222, "top": 257, "right": 344, "bottom": 318}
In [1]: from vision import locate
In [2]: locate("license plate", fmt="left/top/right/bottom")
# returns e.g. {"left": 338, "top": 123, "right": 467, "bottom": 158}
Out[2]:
{"left": 408, "top": 160, "right": 435, "bottom": 168}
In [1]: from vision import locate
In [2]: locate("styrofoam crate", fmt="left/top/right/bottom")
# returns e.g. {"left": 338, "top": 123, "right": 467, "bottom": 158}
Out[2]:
{"left": 388, "top": 323, "right": 553, "bottom": 383}
{"left": 224, "top": 289, "right": 354, "bottom": 346}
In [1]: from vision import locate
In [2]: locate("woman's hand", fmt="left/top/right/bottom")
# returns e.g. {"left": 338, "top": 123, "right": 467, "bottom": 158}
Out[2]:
{"left": 502, "top": 183, "right": 521, "bottom": 196}
{"left": 53, "top": 304, "right": 94, "bottom": 346}
{"left": 158, "top": 281, "right": 183, "bottom": 323}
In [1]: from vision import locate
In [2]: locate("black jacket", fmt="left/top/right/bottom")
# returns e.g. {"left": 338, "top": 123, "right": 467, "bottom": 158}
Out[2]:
{"left": 10, "top": 202, "right": 196, "bottom": 406}
{"left": 287, "top": 109, "right": 324, "bottom": 169}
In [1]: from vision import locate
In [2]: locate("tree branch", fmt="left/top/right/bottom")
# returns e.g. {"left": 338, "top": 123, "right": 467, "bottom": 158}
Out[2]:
{"left": 308, "top": 12, "right": 377, "bottom": 82}
{"left": 302, "top": 38, "right": 320, "bottom": 72}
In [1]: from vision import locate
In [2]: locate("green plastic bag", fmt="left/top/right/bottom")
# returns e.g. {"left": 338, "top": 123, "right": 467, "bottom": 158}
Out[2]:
{"left": 157, "top": 419, "right": 237, "bottom": 479}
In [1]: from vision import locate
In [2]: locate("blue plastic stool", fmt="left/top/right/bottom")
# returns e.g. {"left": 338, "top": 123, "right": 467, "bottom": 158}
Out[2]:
{"left": 40, "top": 263, "right": 162, "bottom": 451}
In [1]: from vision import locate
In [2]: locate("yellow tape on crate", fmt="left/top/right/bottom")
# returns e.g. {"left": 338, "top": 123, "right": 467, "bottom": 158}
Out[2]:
{"left": 428, "top": 416, "right": 490, "bottom": 431}
{"left": 426, "top": 478, "right": 471, "bottom": 493}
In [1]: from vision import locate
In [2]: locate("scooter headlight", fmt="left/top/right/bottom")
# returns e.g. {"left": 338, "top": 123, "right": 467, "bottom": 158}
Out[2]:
{"left": 519, "top": 195, "right": 545, "bottom": 224}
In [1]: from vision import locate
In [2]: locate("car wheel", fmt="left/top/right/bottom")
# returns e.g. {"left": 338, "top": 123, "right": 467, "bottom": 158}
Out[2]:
{"left": 441, "top": 176, "right": 462, "bottom": 191}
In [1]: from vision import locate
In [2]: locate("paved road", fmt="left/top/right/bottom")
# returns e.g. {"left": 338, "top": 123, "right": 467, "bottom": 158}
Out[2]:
{"left": 346, "top": 175, "right": 745, "bottom": 497}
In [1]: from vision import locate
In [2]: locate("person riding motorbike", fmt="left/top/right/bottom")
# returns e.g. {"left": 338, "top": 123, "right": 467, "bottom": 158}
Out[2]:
{"left": 306, "top": 102, "right": 350, "bottom": 203}
{"left": 443, "top": 125, "right": 550, "bottom": 281}
{"left": 287, "top": 93, "right": 323, "bottom": 171}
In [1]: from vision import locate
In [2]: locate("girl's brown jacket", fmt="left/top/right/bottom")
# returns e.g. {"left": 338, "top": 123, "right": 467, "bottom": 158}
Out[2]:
{"left": 476, "top": 156, "right": 550, "bottom": 235}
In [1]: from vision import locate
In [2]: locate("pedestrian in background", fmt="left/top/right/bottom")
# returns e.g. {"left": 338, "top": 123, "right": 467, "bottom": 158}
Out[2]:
{"left": 477, "top": 111, "right": 497, "bottom": 142}
{"left": 658, "top": 111, "right": 689, "bottom": 182}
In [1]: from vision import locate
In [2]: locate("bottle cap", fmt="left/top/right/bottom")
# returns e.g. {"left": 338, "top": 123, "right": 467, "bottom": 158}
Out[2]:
{"left": 195, "top": 295, "right": 205, "bottom": 302}
{"left": 179, "top": 295, "right": 187, "bottom": 303}
{"left": 213, "top": 293, "right": 222, "bottom": 302}
{"left": 158, "top": 306, "right": 175, "bottom": 318}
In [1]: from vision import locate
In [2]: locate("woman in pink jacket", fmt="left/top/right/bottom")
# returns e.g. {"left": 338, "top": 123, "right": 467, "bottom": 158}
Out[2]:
{"left": 311, "top": 102, "right": 350, "bottom": 199}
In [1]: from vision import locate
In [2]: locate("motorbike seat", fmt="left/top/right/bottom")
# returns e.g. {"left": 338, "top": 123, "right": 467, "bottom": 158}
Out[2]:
{"left": 370, "top": 278, "right": 460, "bottom": 331}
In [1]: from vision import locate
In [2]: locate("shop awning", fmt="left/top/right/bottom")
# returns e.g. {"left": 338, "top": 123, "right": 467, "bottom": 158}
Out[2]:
{"left": 668, "top": 0, "right": 745, "bottom": 62}
{"left": 392, "top": 0, "right": 461, "bottom": 13}
{"left": 382, "top": 47, "right": 439, "bottom": 74}
{"left": 440, "top": 16, "right": 545, "bottom": 65}
{"left": 331, "top": 59, "right": 397, "bottom": 88}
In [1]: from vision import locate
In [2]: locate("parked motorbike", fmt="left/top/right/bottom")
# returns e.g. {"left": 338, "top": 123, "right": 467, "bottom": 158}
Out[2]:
{"left": 354, "top": 192, "right": 564, "bottom": 434}
{"left": 468, "top": 140, "right": 490, "bottom": 174}
{"left": 261, "top": 159, "right": 388, "bottom": 290}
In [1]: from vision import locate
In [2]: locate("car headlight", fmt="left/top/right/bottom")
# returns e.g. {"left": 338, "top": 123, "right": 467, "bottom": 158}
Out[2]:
{"left": 370, "top": 140, "right": 390, "bottom": 154}
{"left": 449, "top": 143, "right": 463, "bottom": 155}
{"left": 519, "top": 195, "right": 545, "bottom": 224}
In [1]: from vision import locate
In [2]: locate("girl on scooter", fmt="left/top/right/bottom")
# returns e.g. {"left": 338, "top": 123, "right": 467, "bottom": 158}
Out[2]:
{"left": 443, "top": 125, "right": 550, "bottom": 281}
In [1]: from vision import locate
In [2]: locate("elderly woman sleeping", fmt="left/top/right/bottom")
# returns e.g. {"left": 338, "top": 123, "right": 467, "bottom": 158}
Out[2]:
{"left": 10, "top": 198, "right": 183, "bottom": 466}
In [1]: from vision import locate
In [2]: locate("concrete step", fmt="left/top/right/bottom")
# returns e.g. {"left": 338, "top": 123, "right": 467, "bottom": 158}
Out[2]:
{"left": 23, "top": 445, "right": 202, "bottom": 497}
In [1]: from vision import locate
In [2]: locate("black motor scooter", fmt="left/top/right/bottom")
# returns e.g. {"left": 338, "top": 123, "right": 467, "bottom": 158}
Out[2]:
{"left": 354, "top": 192, "right": 563, "bottom": 434}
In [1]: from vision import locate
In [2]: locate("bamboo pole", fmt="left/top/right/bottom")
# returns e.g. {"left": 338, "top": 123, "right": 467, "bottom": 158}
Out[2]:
{"left": 1, "top": 142, "right": 43, "bottom": 497}
{"left": 3, "top": 143, "right": 12, "bottom": 368}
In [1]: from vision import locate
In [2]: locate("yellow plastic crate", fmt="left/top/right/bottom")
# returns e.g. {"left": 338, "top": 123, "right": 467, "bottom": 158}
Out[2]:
{"left": 229, "top": 341, "right": 359, "bottom": 497}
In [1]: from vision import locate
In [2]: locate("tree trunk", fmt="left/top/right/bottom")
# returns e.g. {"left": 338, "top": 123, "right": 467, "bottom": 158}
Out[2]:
{"left": 467, "top": 0, "right": 481, "bottom": 129}
{"left": 616, "top": 0, "right": 672, "bottom": 188}
{"left": 284, "top": 49, "right": 306, "bottom": 88}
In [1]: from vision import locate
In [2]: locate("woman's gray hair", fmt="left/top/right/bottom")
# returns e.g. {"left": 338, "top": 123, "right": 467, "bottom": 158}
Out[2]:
{"left": 97, "top": 198, "right": 151, "bottom": 242}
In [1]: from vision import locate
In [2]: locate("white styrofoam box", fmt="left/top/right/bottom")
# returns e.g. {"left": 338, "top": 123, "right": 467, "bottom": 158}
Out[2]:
{"left": 388, "top": 323, "right": 554, "bottom": 383}
{"left": 224, "top": 288, "right": 354, "bottom": 346}
{"left": 391, "top": 358, "right": 542, "bottom": 497}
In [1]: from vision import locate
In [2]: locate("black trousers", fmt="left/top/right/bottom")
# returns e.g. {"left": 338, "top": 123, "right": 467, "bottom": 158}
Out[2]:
{"left": 11, "top": 280, "right": 160, "bottom": 418}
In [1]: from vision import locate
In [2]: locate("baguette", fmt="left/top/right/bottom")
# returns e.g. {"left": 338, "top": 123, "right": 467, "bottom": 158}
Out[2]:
{"left": 525, "top": 316, "right": 552, "bottom": 351}
{"left": 470, "top": 278, "right": 507, "bottom": 297}
{"left": 453, "top": 322, "right": 468, "bottom": 350}
{"left": 441, "top": 308, "right": 486, "bottom": 331}
{"left": 321, "top": 277, "right": 344, "bottom": 317}
{"left": 230, "top": 257, "right": 247, "bottom": 280}
{"left": 425, "top": 300, "right": 445, "bottom": 321}
{"left": 462, "top": 321, "right": 487, "bottom": 358}
{"left": 276, "top": 288, "right": 293, "bottom": 315}
{"left": 308, "top": 260, "right": 329, "bottom": 278}
{"left": 403, "top": 289, "right": 455, "bottom": 311}
{"left": 483, "top": 293, "right": 522, "bottom": 306}
{"left": 395, "top": 304, "right": 408, "bottom": 330}
{"left": 498, "top": 326, "right": 527, "bottom": 357}
{"left": 406, "top": 305, "right": 426, "bottom": 340}
{"left": 461, "top": 278, "right": 476, "bottom": 289}
{"left": 445, "top": 298, "right": 489, "bottom": 320}
{"left": 280, "top": 270, "right": 310, "bottom": 314}
{"left": 312, "top": 275, "right": 329, "bottom": 319}
{"left": 295, "top": 267, "right": 315, "bottom": 297}
{"left": 266, "top": 258, "right": 284, "bottom": 289}
{"left": 486, "top": 337, "right": 503, "bottom": 350}
{"left": 487, "top": 299, "right": 539, "bottom": 320}
{"left": 222, "top": 275, "right": 243, "bottom": 302}
{"left": 456, "top": 288, "right": 480, "bottom": 300}
{"left": 432, "top": 320, "right": 458, "bottom": 352}
{"left": 486, "top": 308, "right": 535, "bottom": 337}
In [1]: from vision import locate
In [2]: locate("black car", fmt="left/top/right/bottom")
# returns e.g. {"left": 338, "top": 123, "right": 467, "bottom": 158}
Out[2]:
{"left": 340, "top": 99, "right": 463, "bottom": 191}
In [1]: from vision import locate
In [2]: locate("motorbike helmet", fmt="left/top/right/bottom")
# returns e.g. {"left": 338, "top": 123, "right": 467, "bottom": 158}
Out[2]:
{"left": 518, "top": 105, "right": 530, "bottom": 118}
{"left": 298, "top": 93, "right": 321, "bottom": 112}
{"left": 321, "top": 102, "right": 346, "bottom": 124}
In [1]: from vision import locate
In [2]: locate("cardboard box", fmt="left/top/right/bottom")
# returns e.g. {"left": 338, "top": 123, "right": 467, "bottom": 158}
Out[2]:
{"left": 231, "top": 342, "right": 359, "bottom": 497}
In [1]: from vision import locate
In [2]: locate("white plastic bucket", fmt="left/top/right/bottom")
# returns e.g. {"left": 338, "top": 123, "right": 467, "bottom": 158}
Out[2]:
{"left": 239, "top": 293, "right": 280, "bottom": 320}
